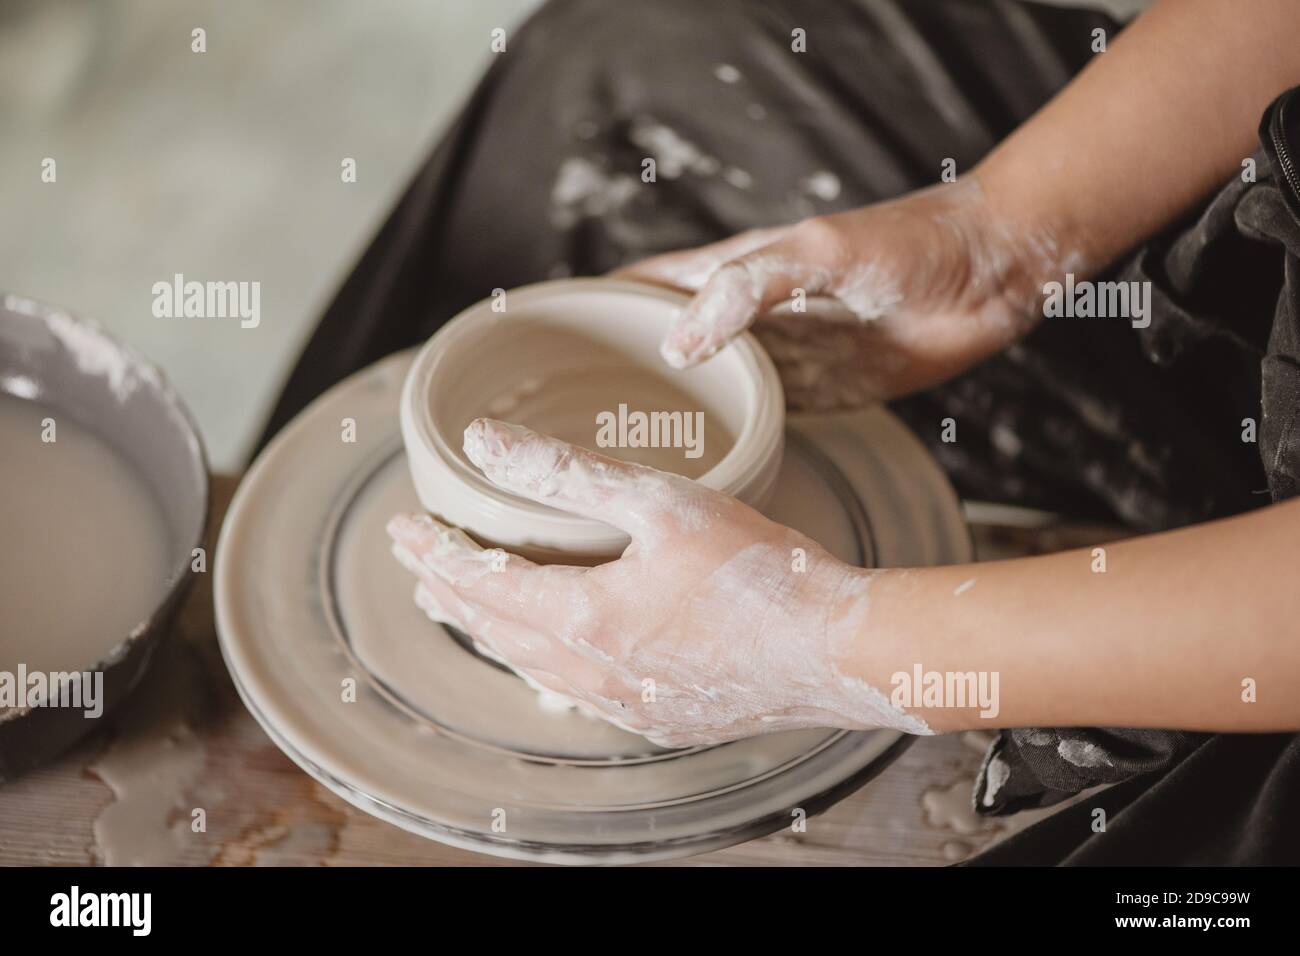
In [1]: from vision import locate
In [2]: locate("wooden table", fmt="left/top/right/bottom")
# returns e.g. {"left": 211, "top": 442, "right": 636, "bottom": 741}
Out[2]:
{"left": 0, "top": 476, "right": 1119, "bottom": 866}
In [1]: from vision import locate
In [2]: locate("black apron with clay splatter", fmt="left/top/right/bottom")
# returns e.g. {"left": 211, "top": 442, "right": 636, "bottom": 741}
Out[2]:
{"left": 968, "top": 85, "right": 1300, "bottom": 865}
{"left": 258, "top": 0, "right": 1300, "bottom": 864}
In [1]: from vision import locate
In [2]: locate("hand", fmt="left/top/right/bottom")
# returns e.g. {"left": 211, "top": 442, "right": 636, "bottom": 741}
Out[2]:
{"left": 615, "top": 179, "right": 1067, "bottom": 411}
{"left": 387, "top": 418, "right": 929, "bottom": 747}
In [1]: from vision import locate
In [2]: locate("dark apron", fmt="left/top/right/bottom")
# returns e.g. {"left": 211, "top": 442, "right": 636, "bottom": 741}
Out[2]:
{"left": 258, "top": 0, "right": 1300, "bottom": 864}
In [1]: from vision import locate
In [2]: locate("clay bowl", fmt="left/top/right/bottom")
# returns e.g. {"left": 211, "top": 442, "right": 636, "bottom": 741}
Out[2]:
{"left": 400, "top": 278, "right": 785, "bottom": 563}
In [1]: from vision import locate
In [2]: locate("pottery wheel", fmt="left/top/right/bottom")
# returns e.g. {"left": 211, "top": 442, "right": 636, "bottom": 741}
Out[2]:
{"left": 215, "top": 349, "right": 969, "bottom": 863}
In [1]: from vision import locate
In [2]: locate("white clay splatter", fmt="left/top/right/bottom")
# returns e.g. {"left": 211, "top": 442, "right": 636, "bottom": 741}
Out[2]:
{"left": 713, "top": 63, "right": 742, "bottom": 84}
{"left": 89, "top": 637, "right": 208, "bottom": 866}
{"left": 834, "top": 261, "right": 905, "bottom": 321}
{"left": 802, "top": 170, "right": 841, "bottom": 202}
{"left": 1057, "top": 738, "right": 1113, "bottom": 769}
{"left": 550, "top": 157, "right": 638, "bottom": 229}
{"left": 990, "top": 421, "right": 1023, "bottom": 458}
{"left": 628, "top": 119, "right": 720, "bottom": 180}
{"left": 981, "top": 752, "right": 1011, "bottom": 807}
{"left": 922, "top": 777, "right": 987, "bottom": 835}
{"left": 27, "top": 302, "right": 161, "bottom": 403}
{"left": 723, "top": 166, "right": 754, "bottom": 190}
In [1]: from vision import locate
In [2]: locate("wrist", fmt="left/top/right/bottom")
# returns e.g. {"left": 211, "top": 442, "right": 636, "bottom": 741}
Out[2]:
{"left": 826, "top": 565, "right": 1009, "bottom": 735}
{"left": 816, "top": 565, "right": 937, "bottom": 735}
{"left": 961, "top": 168, "right": 1084, "bottom": 329}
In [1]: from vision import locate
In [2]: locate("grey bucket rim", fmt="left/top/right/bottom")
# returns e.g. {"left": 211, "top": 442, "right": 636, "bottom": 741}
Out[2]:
{"left": 0, "top": 290, "right": 210, "bottom": 737}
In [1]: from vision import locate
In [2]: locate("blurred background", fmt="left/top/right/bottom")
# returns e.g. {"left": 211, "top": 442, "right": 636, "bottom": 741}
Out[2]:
{"left": 1, "top": 0, "right": 1145, "bottom": 472}
{"left": 0, "top": 0, "right": 537, "bottom": 470}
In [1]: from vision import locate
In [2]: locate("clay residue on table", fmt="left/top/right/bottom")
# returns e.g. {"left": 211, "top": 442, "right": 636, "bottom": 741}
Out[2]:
{"left": 84, "top": 476, "right": 356, "bottom": 866}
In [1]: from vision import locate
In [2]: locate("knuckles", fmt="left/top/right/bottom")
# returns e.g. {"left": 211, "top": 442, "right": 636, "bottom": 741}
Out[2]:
{"left": 789, "top": 215, "right": 847, "bottom": 259}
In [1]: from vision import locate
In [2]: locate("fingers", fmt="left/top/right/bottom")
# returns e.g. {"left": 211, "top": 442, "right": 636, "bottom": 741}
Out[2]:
{"left": 611, "top": 226, "right": 789, "bottom": 291}
{"left": 660, "top": 232, "right": 836, "bottom": 368}
{"left": 388, "top": 511, "right": 577, "bottom": 627}
{"left": 389, "top": 512, "right": 503, "bottom": 588}
{"left": 391, "top": 509, "right": 630, "bottom": 676}
{"left": 431, "top": 591, "right": 614, "bottom": 711}
{"left": 412, "top": 580, "right": 470, "bottom": 632}
{"left": 410, "top": 576, "right": 643, "bottom": 735}
{"left": 462, "top": 417, "right": 701, "bottom": 540}
{"left": 390, "top": 513, "right": 661, "bottom": 733}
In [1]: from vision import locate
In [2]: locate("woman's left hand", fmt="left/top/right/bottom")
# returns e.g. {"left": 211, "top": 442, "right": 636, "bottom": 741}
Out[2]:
{"left": 387, "top": 418, "right": 928, "bottom": 748}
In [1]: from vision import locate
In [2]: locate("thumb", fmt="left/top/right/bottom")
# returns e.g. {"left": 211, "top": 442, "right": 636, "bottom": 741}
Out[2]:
{"left": 659, "top": 237, "right": 827, "bottom": 368}
{"left": 611, "top": 226, "right": 789, "bottom": 291}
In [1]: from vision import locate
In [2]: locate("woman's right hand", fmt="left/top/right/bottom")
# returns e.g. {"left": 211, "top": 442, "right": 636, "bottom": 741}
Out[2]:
{"left": 615, "top": 178, "right": 1071, "bottom": 412}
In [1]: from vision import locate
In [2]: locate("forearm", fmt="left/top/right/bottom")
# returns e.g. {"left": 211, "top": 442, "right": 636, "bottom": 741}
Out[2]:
{"left": 976, "top": 0, "right": 1300, "bottom": 276}
{"left": 844, "top": 499, "right": 1300, "bottom": 734}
